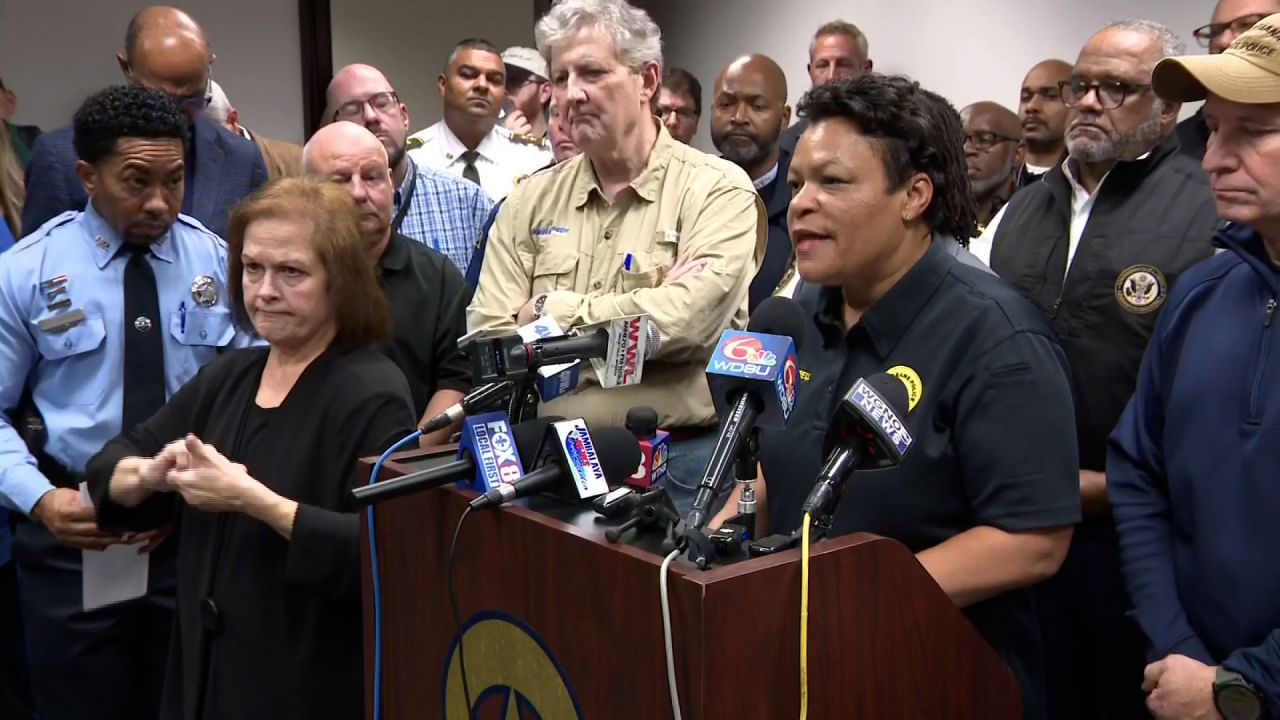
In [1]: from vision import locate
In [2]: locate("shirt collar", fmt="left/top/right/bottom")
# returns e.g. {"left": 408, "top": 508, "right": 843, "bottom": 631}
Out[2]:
{"left": 753, "top": 162, "right": 779, "bottom": 191}
{"left": 813, "top": 238, "right": 954, "bottom": 358}
{"left": 1063, "top": 149, "right": 1153, "bottom": 199}
{"left": 572, "top": 119, "right": 675, "bottom": 208}
{"left": 439, "top": 120, "right": 501, "bottom": 163}
{"left": 82, "top": 200, "right": 176, "bottom": 269}
{"left": 395, "top": 155, "right": 417, "bottom": 208}
{"left": 379, "top": 231, "right": 411, "bottom": 274}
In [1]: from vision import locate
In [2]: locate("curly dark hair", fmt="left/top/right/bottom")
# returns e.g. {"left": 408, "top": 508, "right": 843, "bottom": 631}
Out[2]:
{"left": 797, "top": 74, "right": 978, "bottom": 241}
{"left": 72, "top": 85, "right": 189, "bottom": 166}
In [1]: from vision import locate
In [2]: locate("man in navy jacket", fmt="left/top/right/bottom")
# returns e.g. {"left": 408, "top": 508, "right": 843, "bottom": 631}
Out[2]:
{"left": 21, "top": 7, "right": 265, "bottom": 238}
{"left": 1109, "top": 16, "right": 1280, "bottom": 720}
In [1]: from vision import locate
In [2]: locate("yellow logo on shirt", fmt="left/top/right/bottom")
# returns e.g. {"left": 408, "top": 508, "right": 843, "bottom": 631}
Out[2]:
{"left": 443, "top": 612, "right": 582, "bottom": 719}
{"left": 1115, "top": 264, "right": 1167, "bottom": 314}
{"left": 886, "top": 365, "right": 923, "bottom": 411}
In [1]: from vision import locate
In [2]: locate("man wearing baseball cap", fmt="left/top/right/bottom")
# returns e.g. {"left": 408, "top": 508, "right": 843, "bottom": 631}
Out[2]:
{"left": 1109, "top": 15, "right": 1280, "bottom": 720}
{"left": 501, "top": 46, "right": 552, "bottom": 141}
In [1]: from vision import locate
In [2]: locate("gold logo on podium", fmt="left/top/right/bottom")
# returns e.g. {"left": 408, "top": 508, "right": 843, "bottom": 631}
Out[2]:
{"left": 443, "top": 613, "right": 582, "bottom": 719}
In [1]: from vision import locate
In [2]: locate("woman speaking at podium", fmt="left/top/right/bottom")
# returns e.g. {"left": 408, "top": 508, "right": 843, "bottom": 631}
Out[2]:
{"left": 86, "top": 179, "right": 416, "bottom": 720}
{"left": 712, "top": 75, "right": 1081, "bottom": 719}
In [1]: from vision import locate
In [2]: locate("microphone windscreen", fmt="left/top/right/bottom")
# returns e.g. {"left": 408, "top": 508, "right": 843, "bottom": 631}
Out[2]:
{"left": 747, "top": 296, "right": 807, "bottom": 350}
{"left": 865, "top": 373, "right": 910, "bottom": 417}
{"left": 515, "top": 416, "right": 563, "bottom": 463}
{"left": 588, "top": 426, "right": 643, "bottom": 485}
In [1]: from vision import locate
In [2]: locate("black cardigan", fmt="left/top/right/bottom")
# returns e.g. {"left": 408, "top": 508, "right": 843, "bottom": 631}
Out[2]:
{"left": 87, "top": 345, "right": 415, "bottom": 720}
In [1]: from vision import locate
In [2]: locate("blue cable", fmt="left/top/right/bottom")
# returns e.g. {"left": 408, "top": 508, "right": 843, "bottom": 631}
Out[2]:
{"left": 367, "top": 429, "right": 423, "bottom": 720}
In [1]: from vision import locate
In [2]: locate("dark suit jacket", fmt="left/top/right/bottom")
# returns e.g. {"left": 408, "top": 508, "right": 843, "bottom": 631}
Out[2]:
{"left": 21, "top": 113, "right": 267, "bottom": 237}
{"left": 778, "top": 118, "right": 809, "bottom": 157}
{"left": 1176, "top": 109, "right": 1208, "bottom": 162}
{"left": 749, "top": 151, "right": 794, "bottom": 312}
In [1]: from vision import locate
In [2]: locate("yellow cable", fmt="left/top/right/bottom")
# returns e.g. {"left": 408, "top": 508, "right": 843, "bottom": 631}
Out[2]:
{"left": 800, "top": 513, "right": 811, "bottom": 720}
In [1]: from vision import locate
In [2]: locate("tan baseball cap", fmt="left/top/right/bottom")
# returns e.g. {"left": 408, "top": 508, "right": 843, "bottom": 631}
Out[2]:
{"left": 1153, "top": 13, "right": 1280, "bottom": 103}
{"left": 502, "top": 46, "right": 548, "bottom": 81}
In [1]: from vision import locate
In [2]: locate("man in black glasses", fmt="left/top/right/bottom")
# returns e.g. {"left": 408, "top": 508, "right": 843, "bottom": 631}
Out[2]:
{"left": 1179, "top": 0, "right": 1280, "bottom": 159}
{"left": 985, "top": 20, "right": 1218, "bottom": 720}
{"left": 959, "top": 101, "right": 1022, "bottom": 230}
{"left": 20, "top": 6, "right": 266, "bottom": 239}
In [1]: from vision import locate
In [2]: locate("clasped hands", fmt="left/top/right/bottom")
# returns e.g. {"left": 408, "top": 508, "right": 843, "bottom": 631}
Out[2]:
{"left": 127, "top": 435, "right": 262, "bottom": 514}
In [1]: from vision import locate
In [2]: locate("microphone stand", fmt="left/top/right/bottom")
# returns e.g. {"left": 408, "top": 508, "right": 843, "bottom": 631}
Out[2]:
{"left": 506, "top": 373, "right": 541, "bottom": 425}
{"left": 729, "top": 428, "right": 760, "bottom": 540}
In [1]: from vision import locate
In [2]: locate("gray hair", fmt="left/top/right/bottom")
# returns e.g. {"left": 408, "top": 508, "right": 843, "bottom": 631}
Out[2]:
{"left": 810, "top": 20, "right": 870, "bottom": 59}
{"left": 1102, "top": 19, "right": 1186, "bottom": 61}
{"left": 205, "top": 79, "right": 231, "bottom": 125}
{"left": 535, "top": 0, "right": 663, "bottom": 72}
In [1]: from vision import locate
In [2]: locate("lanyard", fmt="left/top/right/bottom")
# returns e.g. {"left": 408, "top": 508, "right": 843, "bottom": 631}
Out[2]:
{"left": 391, "top": 160, "right": 418, "bottom": 234}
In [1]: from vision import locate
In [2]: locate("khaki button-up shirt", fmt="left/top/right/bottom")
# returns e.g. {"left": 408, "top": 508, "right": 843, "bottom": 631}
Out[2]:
{"left": 468, "top": 124, "right": 766, "bottom": 429}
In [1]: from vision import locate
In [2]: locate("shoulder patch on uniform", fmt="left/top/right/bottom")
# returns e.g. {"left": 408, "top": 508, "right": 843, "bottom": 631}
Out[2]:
{"left": 509, "top": 132, "right": 549, "bottom": 149}
{"left": 1114, "top": 264, "right": 1167, "bottom": 314}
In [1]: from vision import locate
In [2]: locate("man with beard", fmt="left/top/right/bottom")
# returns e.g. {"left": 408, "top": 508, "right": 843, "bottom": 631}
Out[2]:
{"left": 326, "top": 63, "right": 493, "bottom": 272}
{"left": 1017, "top": 59, "right": 1073, "bottom": 188}
{"left": 711, "top": 54, "right": 792, "bottom": 310}
{"left": 959, "top": 101, "right": 1022, "bottom": 230}
{"left": 409, "top": 39, "right": 552, "bottom": 202}
{"left": 984, "top": 20, "right": 1218, "bottom": 720}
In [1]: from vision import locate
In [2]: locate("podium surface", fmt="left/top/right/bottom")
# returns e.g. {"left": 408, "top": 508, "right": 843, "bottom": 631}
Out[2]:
{"left": 359, "top": 449, "right": 1022, "bottom": 719}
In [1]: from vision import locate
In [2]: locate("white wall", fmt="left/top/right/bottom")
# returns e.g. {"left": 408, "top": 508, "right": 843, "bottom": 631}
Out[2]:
{"left": 0, "top": 0, "right": 304, "bottom": 142}
{"left": 330, "top": 0, "right": 537, "bottom": 136}
{"left": 637, "top": 0, "right": 1207, "bottom": 152}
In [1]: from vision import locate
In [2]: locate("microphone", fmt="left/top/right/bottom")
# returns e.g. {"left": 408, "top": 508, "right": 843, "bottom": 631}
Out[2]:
{"left": 624, "top": 406, "right": 670, "bottom": 489}
{"left": 577, "top": 314, "right": 661, "bottom": 388}
{"left": 465, "top": 314, "right": 658, "bottom": 387}
{"left": 417, "top": 381, "right": 515, "bottom": 434}
{"left": 518, "top": 316, "right": 581, "bottom": 402}
{"left": 351, "top": 414, "right": 553, "bottom": 506}
{"left": 469, "top": 421, "right": 640, "bottom": 510}
{"left": 800, "top": 374, "right": 914, "bottom": 526}
{"left": 684, "top": 297, "right": 806, "bottom": 534}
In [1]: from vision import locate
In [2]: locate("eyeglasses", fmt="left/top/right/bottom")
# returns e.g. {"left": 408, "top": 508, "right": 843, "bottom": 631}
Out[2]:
{"left": 1059, "top": 79, "right": 1151, "bottom": 109}
{"left": 962, "top": 131, "right": 1018, "bottom": 152}
{"left": 128, "top": 68, "right": 213, "bottom": 110}
{"left": 659, "top": 107, "right": 697, "bottom": 122}
{"left": 1193, "top": 13, "right": 1269, "bottom": 47}
{"left": 332, "top": 91, "right": 400, "bottom": 121}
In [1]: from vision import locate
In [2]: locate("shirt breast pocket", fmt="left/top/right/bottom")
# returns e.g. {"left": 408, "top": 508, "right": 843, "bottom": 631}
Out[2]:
{"left": 169, "top": 307, "right": 235, "bottom": 377}
{"left": 31, "top": 314, "right": 109, "bottom": 406}
{"left": 532, "top": 248, "right": 578, "bottom": 294}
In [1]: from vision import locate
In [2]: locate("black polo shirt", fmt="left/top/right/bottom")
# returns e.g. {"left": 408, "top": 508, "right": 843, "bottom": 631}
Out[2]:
{"left": 379, "top": 232, "right": 472, "bottom": 416}
{"left": 760, "top": 239, "right": 1080, "bottom": 719}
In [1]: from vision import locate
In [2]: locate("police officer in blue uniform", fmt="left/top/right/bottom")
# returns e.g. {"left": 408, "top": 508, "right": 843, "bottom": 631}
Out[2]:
{"left": 0, "top": 85, "right": 254, "bottom": 720}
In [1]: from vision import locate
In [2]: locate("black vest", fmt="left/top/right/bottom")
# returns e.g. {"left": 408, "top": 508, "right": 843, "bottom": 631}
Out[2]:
{"left": 990, "top": 135, "right": 1218, "bottom": 469}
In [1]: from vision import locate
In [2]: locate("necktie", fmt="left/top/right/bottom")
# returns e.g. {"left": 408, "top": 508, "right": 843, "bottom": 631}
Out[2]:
{"left": 460, "top": 150, "right": 481, "bottom": 186}
{"left": 122, "top": 244, "right": 167, "bottom": 430}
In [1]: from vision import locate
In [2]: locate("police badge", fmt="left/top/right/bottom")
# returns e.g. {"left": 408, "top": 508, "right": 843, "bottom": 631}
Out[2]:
{"left": 191, "top": 275, "right": 218, "bottom": 306}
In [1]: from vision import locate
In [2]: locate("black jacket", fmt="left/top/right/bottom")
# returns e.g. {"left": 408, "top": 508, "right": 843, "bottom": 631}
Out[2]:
{"left": 748, "top": 151, "right": 794, "bottom": 311}
{"left": 990, "top": 135, "right": 1217, "bottom": 470}
{"left": 1176, "top": 109, "right": 1209, "bottom": 161}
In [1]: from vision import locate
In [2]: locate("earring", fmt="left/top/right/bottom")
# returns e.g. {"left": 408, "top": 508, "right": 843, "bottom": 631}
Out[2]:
{"left": 903, "top": 214, "right": 914, "bottom": 222}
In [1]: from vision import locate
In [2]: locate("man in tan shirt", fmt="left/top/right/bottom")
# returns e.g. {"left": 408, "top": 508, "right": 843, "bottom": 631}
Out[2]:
{"left": 468, "top": 0, "right": 765, "bottom": 515}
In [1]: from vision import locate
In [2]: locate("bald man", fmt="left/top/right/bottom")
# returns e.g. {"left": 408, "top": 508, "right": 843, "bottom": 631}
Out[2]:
{"left": 960, "top": 102, "right": 1022, "bottom": 228}
{"left": 711, "top": 54, "right": 794, "bottom": 310}
{"left": 1179, "top": 0, "right": 1280, "bottom": 159}
{"left": 325, "top": 63, "right": 492, "bottom": 272}
{"left": 304, "top": 122, "right": 471, "bottom": 445}
{"left": 1018, "top": 59, "right": 1073, "bottom": 187}
{"left": 22, "top": 6, "right": 266, "bottom": 236}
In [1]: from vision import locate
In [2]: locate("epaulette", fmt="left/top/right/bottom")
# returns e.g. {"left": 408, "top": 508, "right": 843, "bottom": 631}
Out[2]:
{"left": 509, "top": 132, "right": 550, "bottom": 149}
{"left": 406, "top": 136, "right": 425, "bottom": 150}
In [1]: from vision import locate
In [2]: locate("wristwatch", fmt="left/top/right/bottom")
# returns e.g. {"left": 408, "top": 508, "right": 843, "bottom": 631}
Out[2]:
{"left": 1214, "top": 667, "right": 1265, "bottom": 720}
{"left": 532, "top": 293, "right": 549, "bottom": 319}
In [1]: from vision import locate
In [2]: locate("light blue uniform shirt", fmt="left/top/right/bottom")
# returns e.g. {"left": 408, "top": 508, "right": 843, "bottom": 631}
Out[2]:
{"left": 0, "top": 202, "right": 254, "bottom": 515}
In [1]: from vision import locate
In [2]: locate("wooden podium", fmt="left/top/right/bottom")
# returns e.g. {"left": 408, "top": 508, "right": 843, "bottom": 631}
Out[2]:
{"left": 359, "top": 449, "right": 1022, "bottom": 719}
